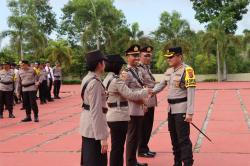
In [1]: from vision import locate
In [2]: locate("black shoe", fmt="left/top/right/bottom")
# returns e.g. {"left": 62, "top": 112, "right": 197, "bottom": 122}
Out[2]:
{"left": 48, "top": 99, "right": 54, "bottom": 102}
{"left": 136, "top": 162, "right": 148, "bottom": 166}
{"left": 138, "top": 152, "right": 155, "bottom": 158}
{"left": 21, "top": 117, "right": 32, "bottom": 122}
{"left": 147, "top": 150, "right": 156, "bottom": 156}
{"left": 34, "top": 117, "right": 39, "bottom": 122}
{"left": 0, "top": 115, "right": 3, "bottom": 119}
{"left": 9, "top": 114, "right": 15, "bottom": 118}
{"left": 20, "top": 107, "right": 25, "bottom": 110}
{"left": 54, "top": 96, "right": 61, "bottom": 99}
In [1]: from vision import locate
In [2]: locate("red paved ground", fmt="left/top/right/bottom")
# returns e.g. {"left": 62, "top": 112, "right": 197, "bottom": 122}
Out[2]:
{"left": 0, "top": 83, "right": 250, "bottom": 166}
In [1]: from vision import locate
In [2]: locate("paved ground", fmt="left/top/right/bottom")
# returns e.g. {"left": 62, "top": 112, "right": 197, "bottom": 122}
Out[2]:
{"left": 0, "top": 82, "right": 250, "bottom": 166}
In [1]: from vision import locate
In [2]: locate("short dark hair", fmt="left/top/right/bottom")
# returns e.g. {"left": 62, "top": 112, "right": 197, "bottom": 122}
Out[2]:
{"left": 86, "top": 60, "right": 103, "bottom": 71}
{"left": 105, "top": 62, "right": 123, "bottom": 75}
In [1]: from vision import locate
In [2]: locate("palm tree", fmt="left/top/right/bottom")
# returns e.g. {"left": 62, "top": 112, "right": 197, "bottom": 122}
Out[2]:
{"left": 153, "top": 11, "right": 192, "bottom": 72}
{"left": 243, "top": 30, "right": 250, "bottom": 58}
{"left": 128, "top": 22, "right": 144, "bottom": 43}
{"left": 45, "top": 40, "right": 72, "bottom": 70}
{"left": 203, "top": 21, "right": 241, "bottom": 81}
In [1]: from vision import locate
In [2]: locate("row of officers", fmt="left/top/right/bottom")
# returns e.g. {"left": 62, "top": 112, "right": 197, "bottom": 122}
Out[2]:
{"left": 80, "top": 45, "right": 196, "bottom": 166}
{"left": 0, "top": 61, "right": 62, "bottom": 122}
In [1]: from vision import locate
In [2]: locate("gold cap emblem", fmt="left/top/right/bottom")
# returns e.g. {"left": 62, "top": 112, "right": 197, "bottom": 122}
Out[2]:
{"left": 147, "top": 47, "right": 151, "bottom": 52}
{"left": 134, "top": 46, "right": 139, "bottom": 52}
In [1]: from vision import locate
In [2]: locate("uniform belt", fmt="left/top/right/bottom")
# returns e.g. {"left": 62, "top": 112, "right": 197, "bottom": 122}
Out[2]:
{"left": 168, "top": 97, "right": 187, "bottom": 104}
{"left": 0, "top": 81, "right": 13, "bottom": 85}
{"left": 82, "top": 103, "right": 108, "bottom": 114}
{"left": 107, "top": 101, "right": 128, "bottom": 108}
{"left": 22, "top": 83, "right": 35, "bottom": 87}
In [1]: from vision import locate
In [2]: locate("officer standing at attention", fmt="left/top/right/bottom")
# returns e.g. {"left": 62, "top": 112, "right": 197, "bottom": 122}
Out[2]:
{"left": 38, "top": 62, "right": 48, "bottom": 104}
{"left": 103, "top": 54, "right": 151, "bottom": 166}
{"left": 137, "top": 46, "right": 157, "bottom": 158}
{"left": 0, "top": 62, "right": 16, "bottom": 119}
{"left": 125, "top": 45, "right": 148, "bottom": 166}
{"left": 53, "top": 62, "right": 62, "bottom": 99}
{"left": 45, "top": 62, "right": 54, "bottom": 102}
{"left": 16, "top": 60, "right": 40, "bottom": 122}
{"left": 153, "top": 47, "right": 196, "bottom": 166}
{"left": 79, "top": 50, "right": 109, "bottom": 166}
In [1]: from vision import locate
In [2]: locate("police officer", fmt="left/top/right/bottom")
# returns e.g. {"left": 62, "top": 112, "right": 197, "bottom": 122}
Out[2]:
{"left": 0, "top": 62, "right": 16, "bottom": 119}
{"left": 53, "top": 62, "right": 62, "bottom": 99}
{"left": 103, "top": 54, "right": 151, "bottom": 166}
{"left": 125, "top": 45, "right": 148, "bottom": 166}
{"left": 137, "top": 46, "right": 157, "bottom": 158}
{"left": 38, "top": 62, "right": 48, "bottom": 104}
{"left": 153, "top": 47, "right": 196, "bottom": 166}
{"left": 16, "top": 60, "right": 40, "bottom": 122}
{"left": 79, "top": 50, "right": 109, "bottom": 166}
{"left": 45, "top": 62, "right": 54, "bottom": 102}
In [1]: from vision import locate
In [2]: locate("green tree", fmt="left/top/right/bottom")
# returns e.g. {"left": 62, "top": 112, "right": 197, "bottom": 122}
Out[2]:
{"left": 153, "top": 11, "right": 191, "bottom": 72}
{"left": 2, "top": 0, "right": 52, "bottom": 60}
{"left": 202, "top": 22, "right": 241, "bottom": 81}
{"left": 45, "top": 40, "right": 72, "bottom": 70}
{"left": 33, "top": 0, "right": 57, "bottom": 35}
{"left": 128, "top": 22, "right": 144, "bottom": 43}
{"left": 191, "top": 0, "right": 250, "bottom": 81}
{"left": 60, "top": 0, "right": 126, "bottom": 50}
{"left": 190, "top": 0, "right": 250, "bottom": 33}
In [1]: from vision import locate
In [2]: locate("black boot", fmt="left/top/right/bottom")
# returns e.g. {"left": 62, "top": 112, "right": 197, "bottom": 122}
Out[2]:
{"left": 9, "top": 114, "right": 15, "bottom": 118}
{"left": 34, "top": 116, "right": 39, "bottom": 122}
{"left": 21, "top": 116, "right": 32, "bottom": 122}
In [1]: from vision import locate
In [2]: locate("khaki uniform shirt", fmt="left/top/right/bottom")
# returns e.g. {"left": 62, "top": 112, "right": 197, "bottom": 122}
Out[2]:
{"left": 138, "top": 63, "right": 157, "bottom": 108}
{"left": 79, "top": 72, "right": 109, "bottom": 140}
{"left": 39, "top": 69, "right": 48, "bottom": 83}
{"left": 53, "top": 67, "right": 62, "bottom": 81}
{"left": 103, "top": 72, "right": 148, "bottom": 122}
{"left": 153, "top": 63, "right": 196, "bottom": 114}
{"left": 16, "top": 67, "right": 39, "bottom": 92}
{"left": 0, "top": 69, "right": 15, "bottom": 91}
{"left": 125, "top": 65, "right": 145, "bottom": 116}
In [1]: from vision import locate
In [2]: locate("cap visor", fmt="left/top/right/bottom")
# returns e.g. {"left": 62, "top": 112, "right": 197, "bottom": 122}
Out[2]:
{"left": 163, "top": 54, "right": 174, "bottom": 58}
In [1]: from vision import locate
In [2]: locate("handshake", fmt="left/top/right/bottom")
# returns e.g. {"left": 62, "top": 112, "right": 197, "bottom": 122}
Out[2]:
{"left": 145, "top": 87, "right": 154, "bottom": 96}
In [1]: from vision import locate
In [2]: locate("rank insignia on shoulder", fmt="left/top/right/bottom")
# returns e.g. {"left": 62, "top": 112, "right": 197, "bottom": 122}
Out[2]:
{"left": 185, "top": 67, "right": 196, "bottom": 88}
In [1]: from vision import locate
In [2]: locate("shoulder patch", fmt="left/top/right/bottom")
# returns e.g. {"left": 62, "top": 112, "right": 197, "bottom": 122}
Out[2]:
{"left": 185, "top": 67, "right": 196, "bottom": 88}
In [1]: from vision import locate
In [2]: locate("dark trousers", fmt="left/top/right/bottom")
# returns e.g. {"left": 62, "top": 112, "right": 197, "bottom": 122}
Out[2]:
{"left": 126, "top": 116, "right": 143, "bottom": 166}
{"left": 47, "top": 78, "right": 53, "bottom": 100}
{"left": 23, "top": 91, "right": 39, "bottom": 118}
{"left": 53, "top": 80, "right": 61, "bottom": 97}
{"left": 80, "top": 137, "right": 107, "bottom": 166}
{"left": 39, "top": 80, "right": 48, "bottom": 103}
{"left": 108, "top": 121, "right": 128, "bottom": 166}
{"left": 168, "top": 112, "right": 194, "bottom": 166}
{"left": 138, "top": 107, "right": 155, "bottom": 153}
{"left": 0, "top": 91, "right": 13, "bottom": 115}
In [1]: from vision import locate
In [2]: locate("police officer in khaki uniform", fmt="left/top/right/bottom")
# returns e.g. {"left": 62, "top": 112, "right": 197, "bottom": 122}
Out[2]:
{"left": 38, "top": 62, "right": 48, "bottom": 104}
{"left": 137, "top": 46, "right": 157, "bottom": 158}
{"left": 125, "top": 45, "right": 148, "bottom": 166}
{"left": 79, "top": 50, "right": 109, "bottom": 166}
{"left": 53, "top": 62, "right": 62, "bottom": 99}
{"left": 103, "top": 54, "right": 151, "bottom": 166}
{"left": 16, "top": 60, "right": 40, "bottom": 122}
{"left": 153, "top": 47, "right": 196, "bottom": 166}
{"left": 0, "top": 62, "right": 16, "bottom": 119}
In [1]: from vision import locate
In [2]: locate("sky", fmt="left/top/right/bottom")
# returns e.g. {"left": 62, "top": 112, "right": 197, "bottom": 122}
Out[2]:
{"left": 1, "top": 0, "right": 250, "bottom": 48}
